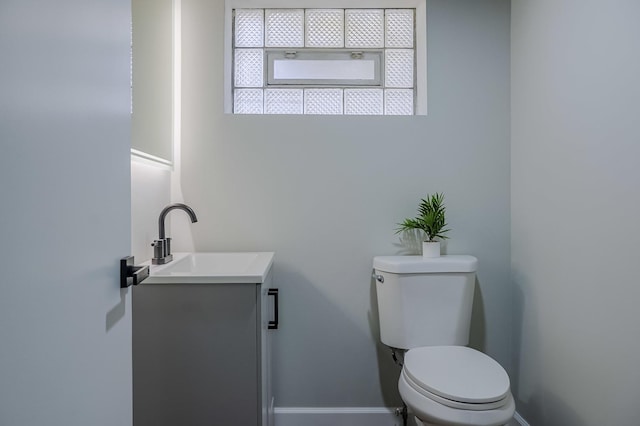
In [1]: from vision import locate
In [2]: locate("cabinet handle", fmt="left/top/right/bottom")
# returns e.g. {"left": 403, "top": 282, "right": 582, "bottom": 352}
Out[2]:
{"left": 268, "top": 288, "right": 279, "bottom": 330}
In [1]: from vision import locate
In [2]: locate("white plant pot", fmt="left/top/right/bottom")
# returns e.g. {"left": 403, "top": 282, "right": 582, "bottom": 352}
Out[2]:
{"left": 422, "top": 241, "right": 441, "bottom": 258}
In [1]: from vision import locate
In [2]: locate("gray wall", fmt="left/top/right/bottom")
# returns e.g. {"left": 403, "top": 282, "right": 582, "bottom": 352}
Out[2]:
{"left": 180, "top": 0, "right": 511, "bottom": 407}
{"left": 0, "top": 0, "right": 133, "bottom": 424}
{"left": 511, "top": 0, "right": 640, "bottom": 424}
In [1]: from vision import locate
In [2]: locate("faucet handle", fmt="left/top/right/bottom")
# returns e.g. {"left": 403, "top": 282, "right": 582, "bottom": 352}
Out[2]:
{"left": 152, "top": 239, "right": 165, "bottom": 259}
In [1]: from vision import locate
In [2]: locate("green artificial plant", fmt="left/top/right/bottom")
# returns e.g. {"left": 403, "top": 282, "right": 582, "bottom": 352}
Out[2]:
{"left": 396, "top": 192, "right": 450, "bottom": 242}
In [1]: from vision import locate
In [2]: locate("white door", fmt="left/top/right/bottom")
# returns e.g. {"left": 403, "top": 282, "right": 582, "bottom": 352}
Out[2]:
{"left": 0, "top": 1, "right": 133, "bottom": 425}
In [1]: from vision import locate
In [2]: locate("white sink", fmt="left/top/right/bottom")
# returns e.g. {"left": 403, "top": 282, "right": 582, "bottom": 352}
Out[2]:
{"left": 144, "top": 252, "right": 274, "bottom": 284}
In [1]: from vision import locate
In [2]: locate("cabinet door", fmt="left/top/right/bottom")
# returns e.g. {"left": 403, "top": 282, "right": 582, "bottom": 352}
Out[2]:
{"left": 133, "top": 283, "right": 259, "bottom": 426}
{"left": 260, "top": 272, "right": 275, "bottom": 426}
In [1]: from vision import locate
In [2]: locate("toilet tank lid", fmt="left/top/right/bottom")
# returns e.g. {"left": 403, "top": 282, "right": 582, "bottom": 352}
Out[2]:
{"left": 373, "top": 255, "right": 478, "bottom": 274}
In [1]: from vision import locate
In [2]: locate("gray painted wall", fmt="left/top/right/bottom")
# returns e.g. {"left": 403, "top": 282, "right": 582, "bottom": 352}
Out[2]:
{"left": 179, "top": 0, "right": 511, "bottom": 407}
{"left": 511, "top": 0, "right": 640, "bottom": 424}
{"left": 0, "top": 0, "right": 133, "bottom": 424}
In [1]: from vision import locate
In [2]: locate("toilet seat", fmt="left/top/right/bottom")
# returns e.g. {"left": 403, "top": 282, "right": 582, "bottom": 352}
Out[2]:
{"left": 399, "top": 346, "right": 515, "bottom": 426}
{"left": 402, "top": 370, "right": 508, "bottom": 411}
{"left": 403, "top": 346, "right": 511, "bottom": 410}
{"left": 399, "top": 373, "right": 515, "bottom": 426}
{"left": 403, "top": 346, "right": 510, "bottom": 410}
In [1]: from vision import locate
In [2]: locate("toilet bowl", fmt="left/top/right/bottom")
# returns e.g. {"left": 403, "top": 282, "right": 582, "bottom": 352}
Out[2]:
{"left": 399, "top": 346, "right": 514, "bottom": 426}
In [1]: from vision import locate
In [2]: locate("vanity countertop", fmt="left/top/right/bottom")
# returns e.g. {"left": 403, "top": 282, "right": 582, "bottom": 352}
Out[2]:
{"left": 143, "top": 252, "right": 274, "bottom": 284}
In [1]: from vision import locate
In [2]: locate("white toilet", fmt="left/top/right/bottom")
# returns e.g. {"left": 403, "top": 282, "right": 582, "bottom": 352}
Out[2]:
{"left": 373, "top": 255, "right": 515, "bottom": 426}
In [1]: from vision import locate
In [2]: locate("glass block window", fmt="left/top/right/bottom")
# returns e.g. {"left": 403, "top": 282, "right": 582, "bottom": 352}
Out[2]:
{"left": 304, "top": 88, "right": 343, "bottom": 114}
{"left": 344, "top": 88, "right": 383, "bottom": 115}
{"left": 232, "top": 8, "right": 416, "bottom": 115}
{"left": 234, "top": 49, "right": 264, "bottom": 87}
{"left": 235, "top": 9, "right": 264, "bottom": 47}
{"left": 265, "top": 9, "right": 305, "bottom": 47}
{"left": 306, "top": 9, "right": 344, "bottom": 48}
{"left": 265, "top": 88, "right": 303, "bottom": 114}
{"left": 345, "top": 9, "right": 384, "bottom": 48}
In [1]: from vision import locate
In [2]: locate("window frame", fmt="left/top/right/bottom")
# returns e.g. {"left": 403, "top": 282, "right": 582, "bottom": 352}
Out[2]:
{"left": 266, "top": 50, "right": 383, "bottom": 86}
{"left": 224, "top": 0, "right": 427, "bottom": 115}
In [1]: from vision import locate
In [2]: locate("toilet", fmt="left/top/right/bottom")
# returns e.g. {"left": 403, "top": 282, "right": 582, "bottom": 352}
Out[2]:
{"left": 373, "top": 255, "right": 515, "bottom": 426}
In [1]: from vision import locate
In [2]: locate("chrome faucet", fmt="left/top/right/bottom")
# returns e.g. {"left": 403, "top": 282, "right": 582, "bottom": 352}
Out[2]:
{"left": 152, "top": 203, "right": 198, "bottom": 265}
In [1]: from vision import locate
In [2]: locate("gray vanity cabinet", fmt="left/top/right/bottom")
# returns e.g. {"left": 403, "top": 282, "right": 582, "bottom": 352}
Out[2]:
{"left": 133, "top": 272, "right": 274, "bottom": 426}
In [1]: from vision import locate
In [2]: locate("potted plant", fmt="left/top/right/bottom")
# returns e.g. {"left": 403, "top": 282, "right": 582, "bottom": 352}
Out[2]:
{"left": 396, "top": 193, "right": 450, "bottom": 257}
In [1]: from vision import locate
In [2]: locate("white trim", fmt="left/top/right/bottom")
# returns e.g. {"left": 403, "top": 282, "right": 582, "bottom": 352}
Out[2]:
{"left": 227, "top": 0, "right": 425, "bottom": 9}
{"left": 514, "top": 411, "right": 531, "bottom": 426}
{"left": 224, "top": 0, "right": 234, "bottom": 113}
{"left": 415, "top": 0, "right": 427, "bottom": 115}
{"left": 226, "top": 0, "right": 425, "bottom": 9}
{"left": 274, "top": 407, "right": 405, "bottom": 426}
{"left": 273, "top": 406, "right": 529, "bottom": 426}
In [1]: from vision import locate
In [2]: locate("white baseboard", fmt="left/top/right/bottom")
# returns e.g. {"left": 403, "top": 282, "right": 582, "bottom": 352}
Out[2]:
{"left": 274, "top": 407, "right": 406, "bottom": 426}
{"left": 274, "top": 407, "right": 529, "bottom": 426}
{"left": 514, "top": 411, "right": 530, "bottom": 426}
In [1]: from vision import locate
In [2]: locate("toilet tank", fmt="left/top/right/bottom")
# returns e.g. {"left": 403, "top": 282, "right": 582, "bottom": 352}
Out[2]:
{"left": 373, "top": 255, "right": 478, "bottom": 350}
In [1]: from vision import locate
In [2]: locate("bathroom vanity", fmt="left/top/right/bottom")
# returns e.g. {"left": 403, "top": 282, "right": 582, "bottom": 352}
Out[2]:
{"left": 133, "top": 252, "right": 276, "bottom": 426}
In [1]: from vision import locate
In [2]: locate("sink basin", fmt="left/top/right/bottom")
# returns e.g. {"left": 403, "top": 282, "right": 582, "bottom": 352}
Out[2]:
{"left": 144, "top": 252, "right": 274, "bottom": 284}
